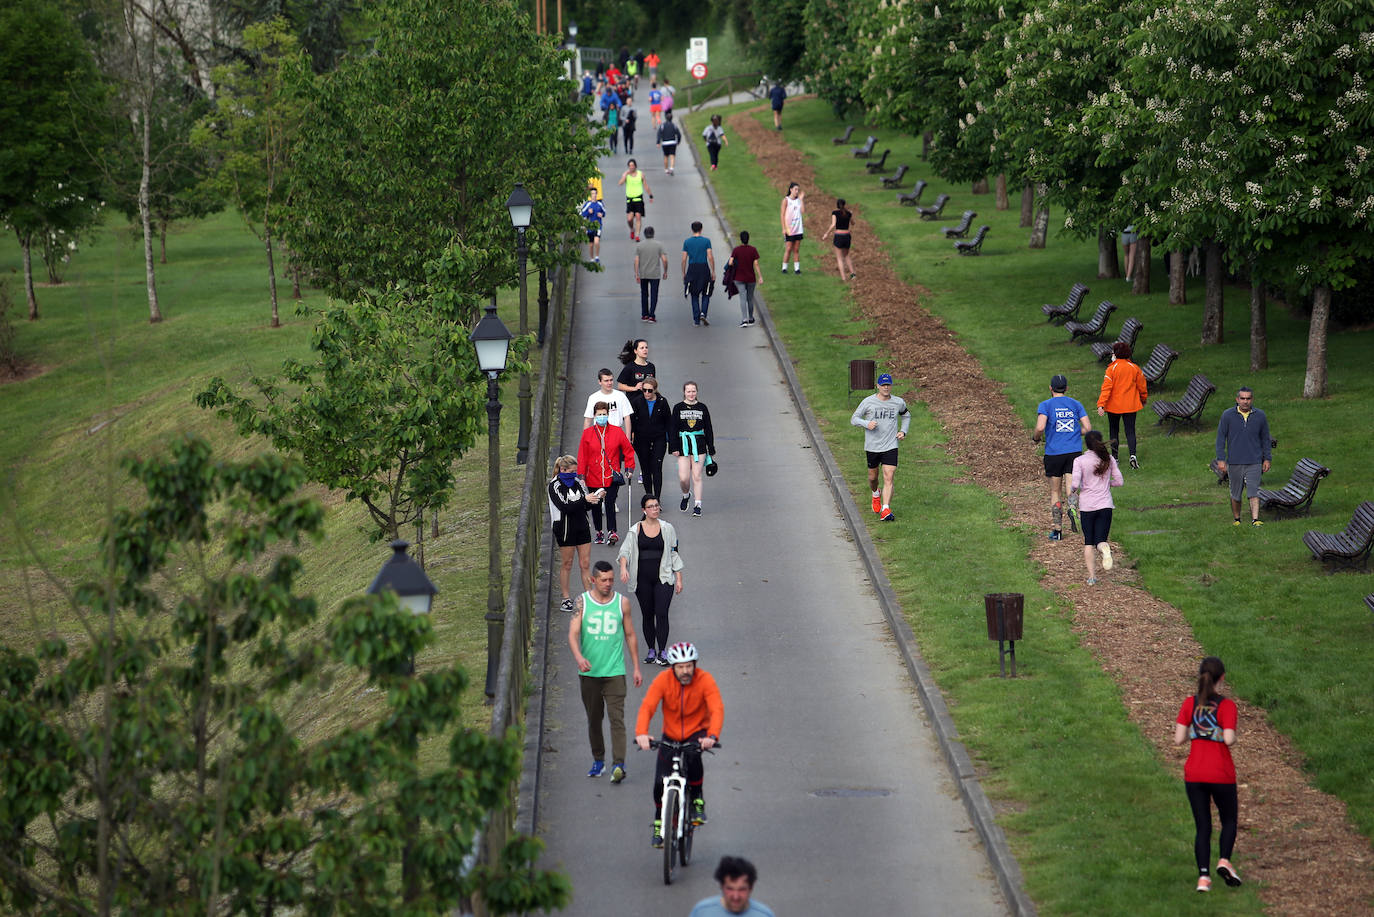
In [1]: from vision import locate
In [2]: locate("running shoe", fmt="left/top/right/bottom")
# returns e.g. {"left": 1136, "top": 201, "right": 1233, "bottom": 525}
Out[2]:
{"left": 593, "top": 256, "right": 600, "bottom": 264}
{"left": 1048, "top": 530, "right": 1062, "bottom": 541}
{"left": 648, "top": 316, "right": 657, "bottom": 323}
{"left": 587, "top": 760, "right": 605, "bottom": 778}
{"left": 610, "top": 763, "right": 626, "bottom": 784}
{"left": 1086, "top": 577, "right": 1097, "bottom": 586}
{"left": 701, "top": 316, "right": 710, "bottom": 326}
{"left": 1216, "top": 859, "right": 1242, "bottom": 887}
{"left": 1233, "top": 518, "right": 1242, "bottom": 526}
{"left": 644, "top": 649, "right": 657, "bottom": 664}
{"left": 1129, "top": 454, "right": 1140, "bottom": 470}
{"left": 692, "top": 504, "right": 702, "bottom": 517}
{"left": 781, "top": 265, "right": 788, "bottom": 274}
{"left": 872, "top": 494, "right": 882, "bottom": 514}
{"left": 691, "top": 798, "right": 708, "bottom": 825}
{"left": 740, "top": 321, "right": 749, "bottom": 327}
{"left": 657, "top": 654, "right": 670, "bottom": 666}
{"left": 594, "top": 531, "right": 605, "bottom": 545}
{"left": 1251, "top": 519, "right": 1264, "bottom": 527}
{"left": 607, "top": 530, "right": 619, "bottom": 545}
{"left": 651, "top": 820, "right": 664, "bottom": 848}
{"left": 1196, "top": 875, "right": 1211, "bottom": 893}
{"left": 560, "top": 597, "right": 574, "bottom": 613}
{"left": 680, "top": 494, "right": 690, "bottom": 512}
{"left": 881, "top": 509, "right": 894, "bottom": 522}
{"left": 793, "top": 266, "right": 801, "bottom": 274}
{"left": 1100, "top": 543, "right": 1113, "bottom": 570}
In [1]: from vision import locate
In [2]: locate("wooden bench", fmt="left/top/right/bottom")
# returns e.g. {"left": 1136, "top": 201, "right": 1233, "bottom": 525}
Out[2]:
{"left": 832, "top": 125, "right": 855, "bottom": 144}
{"left": 896, "top": 181, "right": 928, "bottom": 205}
{"left": 1257, "top": 458, "right": 1331, "bottom": 517}
{"left": 852, "top": 136, "right": 877, "bottom": 158}
{"left": 1065, "top": 300, "right": 1118, "bottom": 344}
{"left": 1140, "top": 343, "right": 1180, "bottom": 387}
{"left": 865, "top": 150, "right": 892, "bottom": 173}
{"left": 1150, "top": 373, "right": 1216, "bottom": 435}
{"left": 1042, "top": 283, "right": 1089, "bottom": 324}
{"left": 1303, "top": 501, "right": 1374, "bottom": 572}
{"left": 942, "top": 210, "right": 977, "bottom": 238}
{"left": 954, "top": 225, "right": 991, "bottom": 256}
{"left": 1091, "top": 317, "right": 1143, "bottom": 362}
{"left": 880, "top": 164, "right": 911, "bottom": 188}
{"left": 916, "top": 193, "right": 951, "bottom": 220}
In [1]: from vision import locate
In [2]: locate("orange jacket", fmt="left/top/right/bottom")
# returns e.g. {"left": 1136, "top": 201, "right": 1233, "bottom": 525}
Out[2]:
{"left": 1098, "top": 359, "right": 1148, "bottom": 413}
{"left": 635, "top": 667, "right": 724, "bottom": 741}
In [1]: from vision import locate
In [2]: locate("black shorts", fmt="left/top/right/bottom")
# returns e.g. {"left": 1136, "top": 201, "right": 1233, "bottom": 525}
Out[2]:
{"left": 627, "top": 199, "right": 645, "bottom": 215}
{"left": 661, "top": 143, "right": 677, "bottom": 155}
{"left": 586, "top": 228, "right": 601, "bottom": 241}
{"left": 784, "top": 233, "right": 804, "bottom": 243}
{"left": 833, "top": 233, "right": 851, "bottom": 250}
{"left": 866, "top": 448, "right": 899, "bottom": 469}
{"left": 1043, "top": 451, "right": 1079, "bottom": 478}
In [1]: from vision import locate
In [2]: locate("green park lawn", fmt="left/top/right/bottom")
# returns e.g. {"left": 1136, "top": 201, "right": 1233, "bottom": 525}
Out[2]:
{"left": 685, "top": 96, "right": 1372, "bottom": 914}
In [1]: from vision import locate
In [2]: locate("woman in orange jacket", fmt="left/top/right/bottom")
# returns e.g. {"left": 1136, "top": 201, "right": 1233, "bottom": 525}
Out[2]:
{"left": 1097, "top": 341, "right": 1148, "bottom": 470}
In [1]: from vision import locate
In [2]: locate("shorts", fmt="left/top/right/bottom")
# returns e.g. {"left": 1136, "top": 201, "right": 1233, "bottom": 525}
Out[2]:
{"left": 661, "top": 143, "right": 677, "bottom": 155}
{"left": 650, "top": 103, "right": 661, "bottom": 113}
{"left": 1121, "top": 230, "right": 1139, "bottom": 244}
{"left": 1043, "top": 451, "right": 1079, "bottom": 478}
{"left": 866, "top": 448, "right": 899, "bottom": 469}
{"left": 784, "top": 233, "right": 804, "bottom": 243}
{"left": 1227, "top": 463, "right": 1262, "bottom": 501}
{"left": 586, "top": 228, "right": 601, "bottom": 241}
{"left": 833, "top": 233, "right": 851, "bottom": 250}
{"left": 772, "top": 102, "right": 784, "bottom": 112}
{"left": 626, "top": 199, "right": 645, "bottom": 215}
{"left": 1080, "top": 507, "right": 1112, "bottom": 546}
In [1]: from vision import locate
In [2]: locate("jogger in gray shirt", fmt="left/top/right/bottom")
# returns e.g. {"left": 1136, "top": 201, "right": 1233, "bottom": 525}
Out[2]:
{"left": 851, "top": 373, "right": 911, "bottom": 521}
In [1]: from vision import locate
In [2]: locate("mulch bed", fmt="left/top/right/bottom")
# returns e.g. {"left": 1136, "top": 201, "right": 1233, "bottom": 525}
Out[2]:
{"left": 729, "top": 103, "right": 1374, "bottom": 915}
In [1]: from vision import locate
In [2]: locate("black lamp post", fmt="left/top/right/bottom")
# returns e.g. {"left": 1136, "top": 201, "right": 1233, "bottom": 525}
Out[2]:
{"left": 469, "top": 298, "right": 512, "bottom": 699}
{"left": 506, "top": 183, "right": 534, "bottom": 466}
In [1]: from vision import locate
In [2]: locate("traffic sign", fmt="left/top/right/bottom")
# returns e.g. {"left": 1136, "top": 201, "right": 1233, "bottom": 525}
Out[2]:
{"left": 691, "top": 62, "right": 708, "bottom": 80}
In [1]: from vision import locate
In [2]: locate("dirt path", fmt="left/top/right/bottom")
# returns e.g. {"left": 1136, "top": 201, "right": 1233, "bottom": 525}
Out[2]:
{"left": 728, "top": 105, "right": 1374, "bottom": 916}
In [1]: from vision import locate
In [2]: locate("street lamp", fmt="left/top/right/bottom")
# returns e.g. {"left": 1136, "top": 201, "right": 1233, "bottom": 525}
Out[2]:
{"left": 366, "top": 539, "right": 438, "bottom": 618}
{"left": 506, "top": 183, "right": 534, "bottom": 466}
{"left": 469, "top": 298, "right": 512, "bottom": 699}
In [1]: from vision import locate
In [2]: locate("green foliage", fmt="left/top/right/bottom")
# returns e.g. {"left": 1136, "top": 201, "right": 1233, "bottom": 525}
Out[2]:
{"left": 283, "top": 0, "right": 600, "bottom": 299}
{"left": 743, "top": 0, "right": 808, "bottom": 82}
{"left": 799, "top": 0, "right": 878, "bottom": 117}
{"left": 0, "top": 435, "right": 569, "bottom": 914}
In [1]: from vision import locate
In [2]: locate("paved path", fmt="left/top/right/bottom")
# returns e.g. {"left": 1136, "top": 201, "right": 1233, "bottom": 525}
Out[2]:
{"left": 530, "top": 92, "right": 1009, "bottom": 916}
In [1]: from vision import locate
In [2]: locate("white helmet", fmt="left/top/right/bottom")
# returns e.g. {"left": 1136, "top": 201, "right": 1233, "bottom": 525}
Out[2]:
{"left": 663, "top": 641, "right": 699, "bottom": 664}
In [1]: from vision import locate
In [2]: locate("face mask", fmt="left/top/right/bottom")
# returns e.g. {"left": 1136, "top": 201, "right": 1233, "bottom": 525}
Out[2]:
{"left": 595, "top": 415, "right": 609, "bottom": 426}
{"left": 557, "top": 472, "right": 578, "bottom": 487}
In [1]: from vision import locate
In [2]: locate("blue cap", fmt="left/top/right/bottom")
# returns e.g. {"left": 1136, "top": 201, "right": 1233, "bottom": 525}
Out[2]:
{"left": 877, "top": 373, "right": 894, "bottom": 385}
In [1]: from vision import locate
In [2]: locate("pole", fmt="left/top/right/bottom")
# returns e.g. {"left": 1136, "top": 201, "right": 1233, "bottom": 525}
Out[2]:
{"left": 516, "top": 228, "right": 532, "bottom": 465}
{"left": 484, "top": 371, "right": 505, "bottom": 700}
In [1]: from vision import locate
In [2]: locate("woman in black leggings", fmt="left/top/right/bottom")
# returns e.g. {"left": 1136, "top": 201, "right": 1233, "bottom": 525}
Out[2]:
{"left": 1173, "top": 656, "right": 1242, "bottom": 893}
{"left": 631, "top": 376, "right": 671, "bottom": 497}
{"left": 617, "top": 493, "right": 683, "bottom": 666}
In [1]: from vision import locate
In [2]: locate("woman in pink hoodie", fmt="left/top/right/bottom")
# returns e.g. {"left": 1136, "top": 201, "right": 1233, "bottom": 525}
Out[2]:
{"left": 1070, "top": 430, "right": 1124, "bottom": 585}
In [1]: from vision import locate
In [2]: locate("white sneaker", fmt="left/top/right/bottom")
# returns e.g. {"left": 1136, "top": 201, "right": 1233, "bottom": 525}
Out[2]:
{"left": 1100, "top": 543, "right": 1113, "bottom": 570}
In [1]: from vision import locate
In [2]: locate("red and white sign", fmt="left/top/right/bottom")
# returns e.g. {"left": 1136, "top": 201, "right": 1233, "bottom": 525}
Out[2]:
{"left": 690, "top": 62, "right": 708, "bottom": 80}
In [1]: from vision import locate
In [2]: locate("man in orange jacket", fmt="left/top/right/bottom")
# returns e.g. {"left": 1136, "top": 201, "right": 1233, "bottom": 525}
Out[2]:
{"left": 635, "top": 641, "right": 723, "bottom": 847}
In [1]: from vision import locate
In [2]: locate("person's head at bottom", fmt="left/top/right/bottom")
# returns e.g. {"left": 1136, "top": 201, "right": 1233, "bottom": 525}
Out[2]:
{"left": 714, "top": 856, "right": 759, "bottom": 913}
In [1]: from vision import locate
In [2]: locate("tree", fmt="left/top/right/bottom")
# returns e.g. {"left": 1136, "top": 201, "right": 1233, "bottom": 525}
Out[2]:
{"left": 282, "top": 0, "right": 600, "bottom": 300}
{"left": 800, "top": 0, "right": 879, "bottom": 117}
{"left": 0, "top": 0, "right": 107, "bottom": 320}
{"left": 748, "top": 0, "right": 809, "bottom": 84}
{"left": 197, "top": 257, "right": 526, "bottom": 542}
{"left": 0, "top": 435, "right": 570, "bottom": 914}
{"left": 195, "top": 18, "right": 306, "bottom": 328}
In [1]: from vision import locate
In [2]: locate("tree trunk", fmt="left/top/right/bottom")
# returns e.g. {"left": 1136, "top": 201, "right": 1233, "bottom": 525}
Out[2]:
{"left": 1249, "top": 277, "right": 1268, "bottom": 372}
{"left": 971, "top": 178, "right": 989, "bottom": 194}
{"left": 1131, "top": 237, "right": 1151, "bottom": 295}
{"left": 1020, "top": 184, "right": 1033, "bottom": 228}
{"left": 921, "top": 131, "right": 933, "bottom": 160}
{"left": 1169, "top": 250, "right": 1187, "bottom": 304}
{"left": 160, "top": 222, "right": 168, "bottom": 264}
{"left": 139, "top": 105, "right": 163, "bottom": 323}
{"left": 1200, "top": 240, "right": 1223, "bottom": 344}
{"left": 1028, "top": 186, "right": 1049, "bottom": 248}
{"left": 1303, "top": 285, "right": 1330, "bottom": 398}
{"left": 20, "top": 232, "right": 38, "bottom": 320}
{"left": 994, "top": 173, "right": 1009, "bottom": 210}
{"left": 1097, "top": 227, "right": 1120, "bottom": 278}
{"left": 292, "top": 261, "right": 302, "bottom": 300}
{"left": 265, "top": 221, "right": 280, "bottom": 328}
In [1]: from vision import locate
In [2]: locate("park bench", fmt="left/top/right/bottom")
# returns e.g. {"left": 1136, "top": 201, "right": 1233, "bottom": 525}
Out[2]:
{"left": 896, "top": 181, "right": 928, "bottom": 205}
{"left": 1302, "top": 501, "right": 1374, "bottom": 572}
{"left": 1091, "top": 317, "right": 1143, "bottom": 362}
{"left": 1140, "top": 343, "right": 1180, "bottom": 387}
{"left": 852, "top": 136, "right": 878, "bottom": 158}
{"left": 1149, "top": 373, "right": 1216, "bottom": 435}
{"left": 942, "top": 210, "right": 977, "bottom": 238}
{"left": 880, "top": 164, "right": 911, "bottom": 188}
{"left": 1257, "top": 458, "right": 1331, "bottom": 517}
{"left": 866, "top": 150, "right": 892, "bottom": 173}
{"left": 832, "top": 125, "right": 855, "bottom": 144}
{"left": 1065, "top": 300, "right": 1118, "bottom": 344}
{"left": 1365, "top": 593, "right": 1374, "bottom": 614}
{"left": 1041, "top": 282, "right": 1089, "bottom": 324}
{"left": 954, "top": 225, "right": 991, "bottom": 256}
{"left": 916, "top": 193, "right": 951, "bottom": 220}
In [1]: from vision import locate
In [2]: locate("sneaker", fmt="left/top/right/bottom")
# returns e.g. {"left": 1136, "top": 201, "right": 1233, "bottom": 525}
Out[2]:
{"left": 594, "top": 531, "right": 605, "bottom": 545}
{"left": 781, "top": 265, "right": 789, "bottom": 274}
{"left": 1233, "top": 518, "right": 1242, "bottom": 526}
{"left": 610, "top": 763, "right": 626, "bottom": 784}
{"left": 560, "top": 597, "right": 575, "bottom": 613}
{"left": 1100, "top": 543, "right": 1113, "bottom": 570}
{"left": 651, "top": 820, "right": 664, "bottom": 848}
{"left": 680, "top": 494, "right": 690, "bottom": 512}
{"left": 587, "top": 760, "right": 605, "bottom": 778}
{"left": 740, "top": 320, "right": 749, "bottom": 327}
{"left": 692, "top": 504, "right": 702, "bottom": 517}
{"left": 1216, "top": 859, "right": 1242, "bottom": 887}
{"left": 872, "top": 494, "right": 882, "bottom": 514}
{"left": 644, "top": 649, "right": 657, "bottom": 664}
{"left": 607, "top": 530, "right": 620, "bottom": 545}
{"left": 657, "top": 654, "right": 670, "bottom": 666}
{"left": 648, "top": 316, "right": 657, "bottom": 323}
{"left": 637, "top": 472, "right": 643, "bottom": 483}
{"left": 691, "top": 798, "right": 708, "bottom": 825}
{"left": 1086, "top": 577, "right": 1097, "bottom": 586}
{"left": 1048, "top": 530, "right": 1063, "bottom": 541}
{"left": 1251, "top": 519, "right": 1264, "bottom": 527}
{"left": 793, "top": 266, "right": 801, "bottom": 274}
{"left": 593, "top": 256, "right": 601, "bottom": 264}
{"left": 1129, "top": 454, "right": 1140, "bottom": 470}
{"left": 701, "top": 316, "right": 710, "bottom": 326}
{"left": 881, "top": 508, "right": 894, "bottom": 522}
{"left": 1196, "top": 875, "right": 1211, "bottom": 893}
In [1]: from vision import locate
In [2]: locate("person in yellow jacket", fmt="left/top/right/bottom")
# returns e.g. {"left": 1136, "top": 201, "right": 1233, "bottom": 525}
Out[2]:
{"left": 1097, "top": 341, "right": 1148, "bottom": 470}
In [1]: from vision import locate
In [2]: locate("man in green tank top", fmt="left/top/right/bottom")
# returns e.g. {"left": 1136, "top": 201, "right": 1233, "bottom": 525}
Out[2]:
{"left": 569, "top": 560, "right": 643, "bottom": 782}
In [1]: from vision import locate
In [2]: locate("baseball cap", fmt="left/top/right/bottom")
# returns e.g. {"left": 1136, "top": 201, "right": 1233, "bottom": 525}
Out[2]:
{"left": 1050, "top": 374, "right": 1068, "bottom": 392}
{"left": 877, "top": 373, "right": 894, "bottom": 385}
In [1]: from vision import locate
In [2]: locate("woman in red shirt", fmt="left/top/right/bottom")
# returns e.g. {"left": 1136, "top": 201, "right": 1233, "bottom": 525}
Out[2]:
{"left": 1173, "top": 656, "right": 1242, "bottom": 893}
{"left": 726, "top": 230, "right": 761, "bottom": 326}
{"left": 577, "top": 402, "right": 636, "bottom": 546}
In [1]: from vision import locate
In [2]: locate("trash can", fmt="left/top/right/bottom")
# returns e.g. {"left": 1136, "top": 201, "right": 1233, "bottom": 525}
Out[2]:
{"left": 984, "top": 593, "right": 1024, "bottom": 641}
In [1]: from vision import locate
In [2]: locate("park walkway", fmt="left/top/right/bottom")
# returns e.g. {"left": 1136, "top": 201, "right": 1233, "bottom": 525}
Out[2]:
{"left": 527, "top": 90, "right": 1010, "bottom": 915}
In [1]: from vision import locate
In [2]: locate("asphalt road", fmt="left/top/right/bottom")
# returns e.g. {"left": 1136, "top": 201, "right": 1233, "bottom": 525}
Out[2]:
{"left": 530, "top": 87, "right": 1009, "bottom": 917}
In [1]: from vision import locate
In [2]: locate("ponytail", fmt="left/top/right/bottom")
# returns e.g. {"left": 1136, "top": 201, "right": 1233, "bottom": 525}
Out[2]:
{"left": 1195, "top": 656, "right": 1226, "bottom": 706}
{"left": 618, "top": 339, "right": 635, "bottom": 365}
{"left": 1084, "top": 430, "right": 1111, "bottom": 477}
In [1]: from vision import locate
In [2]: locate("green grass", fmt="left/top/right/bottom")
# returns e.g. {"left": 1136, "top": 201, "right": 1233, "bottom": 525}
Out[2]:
{"left": 687, "top": 96, "right": 1374, "bottom": 912}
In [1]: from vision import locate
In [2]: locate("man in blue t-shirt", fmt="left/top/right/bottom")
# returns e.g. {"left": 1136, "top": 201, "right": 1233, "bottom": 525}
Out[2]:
{"left": 1033, "top": 373, "right": 1091, "bottom": 541}
{"left": 681, "top": 221, "right": 716, "bottom": 326}
{"left": 690, "top": 856, "right": 775, "bottom": 916}
{"left": 579, "top": 187, "right": 607, "bottom": 264}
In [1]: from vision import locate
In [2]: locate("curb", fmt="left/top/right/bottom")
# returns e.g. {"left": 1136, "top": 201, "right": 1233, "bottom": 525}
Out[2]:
{"left": 688, "top": 121, "right": 1037, "bottom": 917}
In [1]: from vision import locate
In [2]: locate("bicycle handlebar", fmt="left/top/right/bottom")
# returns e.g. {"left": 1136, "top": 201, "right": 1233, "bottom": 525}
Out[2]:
{"left": 646, "top": 737, "right": 720, "bottom": 752}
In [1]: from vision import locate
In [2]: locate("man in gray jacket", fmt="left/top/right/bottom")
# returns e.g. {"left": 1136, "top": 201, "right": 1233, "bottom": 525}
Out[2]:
{"left": 850, "top": 373, "right": 911, "bottom": 522}
{"left": 1215, "top": 386, "right": 1272, "bottom": 526}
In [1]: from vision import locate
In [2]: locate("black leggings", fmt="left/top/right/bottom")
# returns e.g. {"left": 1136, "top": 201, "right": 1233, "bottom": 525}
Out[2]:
{"left": 636, "top": 578, "right": 675, "bottom": 653}
{"left": 707, "top": 142, "right": 721, "bottom": 166}
{"left": 653, "top": 734, "right": 705, "bottom": 812}
{"left": 590, "top": 479, "right": 621, "bottom": 533}
{"left": 636, "top": 439, "right": 667, "bottom": 497}
{"left": 1185, "top": 782, "right": 1238, "bottom": 873}
{"left": 1107, "top": 412, "right": 1137, "bottom": 458}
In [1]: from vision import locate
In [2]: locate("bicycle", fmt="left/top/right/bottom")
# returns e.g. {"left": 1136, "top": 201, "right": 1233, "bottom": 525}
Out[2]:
{"left": 647, "top": 738, "right": 718, "bottom": 885}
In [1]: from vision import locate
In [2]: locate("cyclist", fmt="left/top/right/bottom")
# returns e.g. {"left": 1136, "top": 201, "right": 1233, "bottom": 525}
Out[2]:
{"left": 635, "top": 641, "right": 723, "bottom": 848}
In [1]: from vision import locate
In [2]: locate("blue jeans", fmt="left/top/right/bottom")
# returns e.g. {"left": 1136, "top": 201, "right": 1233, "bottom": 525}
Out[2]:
{"left": 640, "top": 278, "right": 660, "bottom": 318}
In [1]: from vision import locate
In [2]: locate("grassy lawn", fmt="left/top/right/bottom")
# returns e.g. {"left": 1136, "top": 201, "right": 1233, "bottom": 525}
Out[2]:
{"left": 688, "top": 96, "right": 1372, "bottom": 912}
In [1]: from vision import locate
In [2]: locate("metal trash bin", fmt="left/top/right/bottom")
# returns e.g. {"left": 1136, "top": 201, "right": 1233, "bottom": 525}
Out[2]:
{"left": 984, "top": 593, "right": 1023, "bottom": 676}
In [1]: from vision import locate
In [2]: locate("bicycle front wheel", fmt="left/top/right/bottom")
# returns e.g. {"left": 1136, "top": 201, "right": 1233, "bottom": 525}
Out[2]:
{"left": 680, "top": 818, "right": 693, "bottom": 867}
{"left": 661, "top": 786, "right": 679, "bottom": 885}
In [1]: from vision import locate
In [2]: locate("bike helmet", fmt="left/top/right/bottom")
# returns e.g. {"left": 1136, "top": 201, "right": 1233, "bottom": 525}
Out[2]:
{"left": 663, "top": 641, "right": 699, "bottom": 664}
